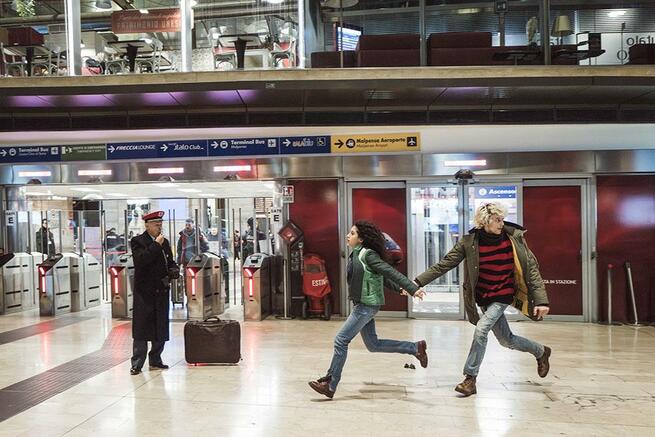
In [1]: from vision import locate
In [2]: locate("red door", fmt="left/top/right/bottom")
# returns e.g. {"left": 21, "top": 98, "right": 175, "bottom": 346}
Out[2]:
{"left": 351, "top": 187, "right": 408, "bottom": 312}
{"left": 523, "top": 185, "right": 583, "bottom": 316}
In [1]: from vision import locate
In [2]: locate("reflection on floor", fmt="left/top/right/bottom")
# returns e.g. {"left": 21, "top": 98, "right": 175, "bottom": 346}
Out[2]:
{"left": 0, "top": 305, "right": 654, "bottom": 436}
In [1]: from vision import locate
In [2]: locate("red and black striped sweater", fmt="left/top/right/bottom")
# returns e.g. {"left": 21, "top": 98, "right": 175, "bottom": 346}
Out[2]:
{"left": 476, "top": 231, "right": 515, "bottom": 306}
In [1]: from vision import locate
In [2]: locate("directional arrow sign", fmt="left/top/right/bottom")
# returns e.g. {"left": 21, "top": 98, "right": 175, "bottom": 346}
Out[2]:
{"left": 331, "top": 133, "right": 421, "bottom": 154}
{"left": 278, "top": 136, "right": 331, "bottom": 155}
{"left": 60, "top": 144, "right": 106, "bottom": 162}
{"left": 157, "top": 140, "right": 207, "bottom": 158}
{"left": 209, "top": 137, "right": 279, "bottom": 157}
{"left": 0, "top": 146, "right": 60, "bottom": 163}
{"left": 108, "top": 145, "right": 115, "bottom": 153}
{"left": 210, "top": 141, "right": 219, "bottom": 149}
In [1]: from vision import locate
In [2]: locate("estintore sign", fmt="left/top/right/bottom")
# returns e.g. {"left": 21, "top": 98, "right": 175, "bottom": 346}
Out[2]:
{"left": 282, "top": 185, "right": 294, "bottom": 203}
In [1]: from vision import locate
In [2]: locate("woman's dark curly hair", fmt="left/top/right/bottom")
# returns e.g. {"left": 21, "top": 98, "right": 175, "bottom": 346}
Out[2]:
{"left": 354, "top": 220, "right": 389, "bottom": 263}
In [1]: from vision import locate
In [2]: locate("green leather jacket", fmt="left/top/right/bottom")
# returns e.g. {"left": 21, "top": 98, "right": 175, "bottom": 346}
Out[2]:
{"left": 414, "top": 223, "right": 549, "bottom": 325}
{"left": 349, "top": 245, "right": 420, "bottom": 306}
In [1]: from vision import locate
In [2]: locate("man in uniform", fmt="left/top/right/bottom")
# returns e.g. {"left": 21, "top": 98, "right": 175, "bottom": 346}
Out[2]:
{"left": 130, "top": 211, "right": 179, "bottom": 375}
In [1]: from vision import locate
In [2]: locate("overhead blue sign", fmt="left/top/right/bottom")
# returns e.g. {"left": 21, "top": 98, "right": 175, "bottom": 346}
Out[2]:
{"left": 0, "top": 145, "right": 60, "bottom": 163}
{"left": 107, "top": 140, "right": 209, "bottom": 160}
{"left": 475, "top": 186, "right": 517, "bottom": 199}
{"left": 208, "top": 137, "right": 278, "bottom": 157}
{"left": 106, "top": 142, "right": 159, "bottom": 160}
{"left": 158, "top": 140, "right": 208, "bottom": 158}
{"left": 278, "top": 136, "right": 331, "bottom": 155}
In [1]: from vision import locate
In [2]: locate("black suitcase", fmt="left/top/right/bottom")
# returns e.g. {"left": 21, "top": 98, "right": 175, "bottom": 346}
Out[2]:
{"left": 184, "top": 317, "right": 241, "bottom": 364}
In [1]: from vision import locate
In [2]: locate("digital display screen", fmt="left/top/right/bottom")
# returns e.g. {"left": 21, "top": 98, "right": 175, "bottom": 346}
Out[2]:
{"left": 334, "top": 24, "right": 362, "bottom": 51}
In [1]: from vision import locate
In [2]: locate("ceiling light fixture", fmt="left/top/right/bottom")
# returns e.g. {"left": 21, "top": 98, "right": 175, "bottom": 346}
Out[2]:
{"left": 106, "top": 193, "right": 128, "bottom": 197}
{"left": 443, "top": 160, "right": 488, "bottom": 167}
{"left": 608, "top": 10, "right": 626, "bottom": 18}
{"left": 71, "top": 187, "right": 101, "bottom": 192}
{"left": 213, "top": 165, "right": 252, "bottom": 172}
{"left": 95, "top": 0, "right": 112, "bottom": 10}
{"left": 18, "top": 170, "right": 52, "bottom": 177}
{"left": 178, "top": 188, "right": 202, "bottom": 193}
{"left": 78, "top": 169, "right": 112, "bottom": 176}
{"left": 148, "top": 167, "right": 184, "bottom": 175}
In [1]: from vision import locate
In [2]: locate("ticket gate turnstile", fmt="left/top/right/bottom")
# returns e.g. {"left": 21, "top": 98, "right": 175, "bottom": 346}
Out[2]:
{"left": 1, "top": 253, "right": 37, "bottom": 314}
{"left": 185, "top": 252, "right": 224, "bottom": 320}
{"left": 70, "top": 253, "right": 102, "bottom": 312}
{"left": 243, "top": 253, "right": 273, "bottom": 321}
{"left": 38, "top": 253, "right": 73, "bottom": 316}
{"left": 110, "top": 254, "right": 134, "bottom": 318}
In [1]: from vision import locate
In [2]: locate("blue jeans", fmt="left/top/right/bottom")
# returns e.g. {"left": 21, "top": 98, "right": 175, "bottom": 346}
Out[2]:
{"left": 326, "top": 303, "right": 418, "bottom": 392}
{"left": 463, "top": 302, "right": 544, "bottom": 376}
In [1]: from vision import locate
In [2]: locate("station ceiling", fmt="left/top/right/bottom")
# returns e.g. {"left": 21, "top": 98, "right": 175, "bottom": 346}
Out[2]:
{"left": 1, "top": 66, "right": 655, "bottom": 131}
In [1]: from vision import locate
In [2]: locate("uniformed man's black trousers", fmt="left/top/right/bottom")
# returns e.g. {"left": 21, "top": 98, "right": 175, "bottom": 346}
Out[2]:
{"left": 131, "top": 340, "right": 166, "bottom": 369}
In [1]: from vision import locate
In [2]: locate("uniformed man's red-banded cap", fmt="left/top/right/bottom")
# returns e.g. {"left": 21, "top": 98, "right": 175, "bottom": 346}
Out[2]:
{"left": 143, "top": 211, "right": 165, "bottom": 222}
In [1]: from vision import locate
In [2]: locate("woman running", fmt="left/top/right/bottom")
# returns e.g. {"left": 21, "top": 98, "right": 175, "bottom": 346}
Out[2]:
{"left": 308, "top": 220, "right": 427, "bottom": 399}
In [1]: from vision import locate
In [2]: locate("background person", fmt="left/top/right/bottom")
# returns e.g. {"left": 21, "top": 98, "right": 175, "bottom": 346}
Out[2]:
{"left": 35, "top": 219, "right": 56, "bottom": 256}
{"left": 176, "top": 218, "right": 210, "bottom": 266}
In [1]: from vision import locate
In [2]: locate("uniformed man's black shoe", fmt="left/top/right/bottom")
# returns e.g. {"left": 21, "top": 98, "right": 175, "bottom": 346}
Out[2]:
{"left": 130, "top": 367, "right": 141, "bottom": 375}
{"left": 149, "top": 363, "right": 169, "bottom": 370}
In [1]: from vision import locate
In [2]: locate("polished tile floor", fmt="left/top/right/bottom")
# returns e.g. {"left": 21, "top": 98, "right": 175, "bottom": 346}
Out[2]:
{"left": 0, "top": 305, "right": 654, "bottom": 437}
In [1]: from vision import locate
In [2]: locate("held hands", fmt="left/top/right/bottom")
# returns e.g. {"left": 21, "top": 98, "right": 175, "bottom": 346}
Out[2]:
{"left": 155, "top": 234, "right": 165, "bottom": 245}
{"left": 400, "top": 288, "right": 426, "bottom": 301}
{"left": 533, "top": 305, "right": 549, "bottom": 320}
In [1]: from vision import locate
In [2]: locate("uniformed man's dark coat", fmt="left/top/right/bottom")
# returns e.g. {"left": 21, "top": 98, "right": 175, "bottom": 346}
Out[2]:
{"left": 131, "top": 231, "right": 178, "bottom": 341}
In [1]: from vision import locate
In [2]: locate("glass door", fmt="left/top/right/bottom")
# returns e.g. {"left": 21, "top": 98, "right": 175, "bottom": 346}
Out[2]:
{"left": 408, "top": 181, "right": 522, "bottom": 320}
{"left": 408, "top": 185, "right": 463, "bottom": 318}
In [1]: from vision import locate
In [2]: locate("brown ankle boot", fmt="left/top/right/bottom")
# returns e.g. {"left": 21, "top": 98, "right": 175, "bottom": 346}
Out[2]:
{"left": 537, "top": 346, "right": 552, "bottom": 378}
{"left": 308, "top": 378, "right": 335, "bottom": 399}
{"left": 415, "top": 340, "right": 428, "bottom": 368}
{"left": 455, "top": 375, "right": 477, "bottom": 397}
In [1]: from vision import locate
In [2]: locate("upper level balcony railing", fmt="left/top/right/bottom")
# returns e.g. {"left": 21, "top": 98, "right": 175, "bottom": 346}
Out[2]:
{"left": 1, "top": 1, "right": 654, "bottom": 79}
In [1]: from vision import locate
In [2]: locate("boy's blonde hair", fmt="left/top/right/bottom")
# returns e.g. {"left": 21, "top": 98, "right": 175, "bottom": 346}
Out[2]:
{"left": 473, "top": 202, "right": 508, "bottom": 229}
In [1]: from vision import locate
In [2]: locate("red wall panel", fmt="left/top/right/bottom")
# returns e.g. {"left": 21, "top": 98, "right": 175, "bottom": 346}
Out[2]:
{"left": 597, "top": 175, "right": 655, "bottom": 323}
{"left": 351, "top": 188, "right": 408, "bottom": 312}
{"left": 289, "top": 180, "right": 341, "bottom": 314}
{"left": 523, "top": 186, "right": 583, "bottom": 315}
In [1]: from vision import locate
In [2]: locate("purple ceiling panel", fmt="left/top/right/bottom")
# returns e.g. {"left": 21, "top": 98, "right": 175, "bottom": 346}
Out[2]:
{"left": 105, "top": 92, "right": 179, "bottom": 106}
{"left": 38, "top": 94, "right": 114, "bottom": 107}
{"left": 4, "top": 95, "right": 52, "bottom": 108}
{"left": 170, "top": 90, "right": 243, "bottom": 106}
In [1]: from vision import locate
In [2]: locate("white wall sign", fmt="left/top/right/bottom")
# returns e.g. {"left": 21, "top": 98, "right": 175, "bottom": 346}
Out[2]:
{"left": 5, "top": 211, "right": 17, "bottom": 227}
{"left": 282, "top": 185, "right": 294, "bottom": 203}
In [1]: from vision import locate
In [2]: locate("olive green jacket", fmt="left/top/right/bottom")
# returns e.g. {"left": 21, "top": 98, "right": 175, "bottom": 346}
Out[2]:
{"left": 414, "top": 224, "right": 549, "bottom": 325}
{"left": 349, "top": 245, "right": 420, "bottom": 306}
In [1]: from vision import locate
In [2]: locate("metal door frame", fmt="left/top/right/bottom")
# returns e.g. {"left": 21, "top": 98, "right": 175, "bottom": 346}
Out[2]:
{"left": 344, "top": 181, "right": 407, "bottom": 318}
{"left": 523, "top": 178, "right": 592, "bottom": 322}
{"left": 406, "top": 181, "right": 464, "bottom": 320}
{"left": 407, "top": 178, "right": 524, "bottom": 320}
